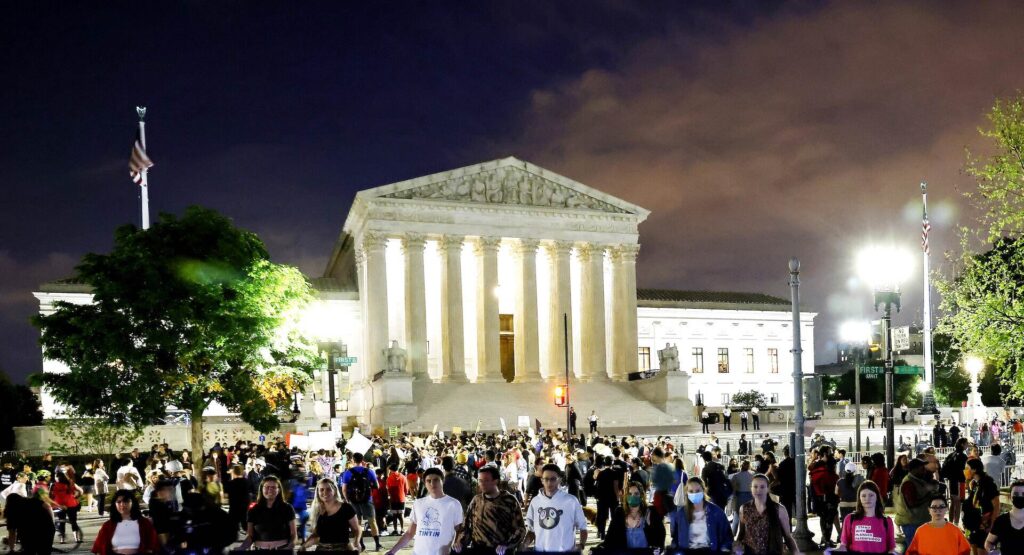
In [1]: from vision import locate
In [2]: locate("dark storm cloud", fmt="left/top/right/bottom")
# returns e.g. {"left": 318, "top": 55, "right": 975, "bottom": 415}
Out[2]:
{"left": 503, "top": 1, "right": 1024, "bottom": 360}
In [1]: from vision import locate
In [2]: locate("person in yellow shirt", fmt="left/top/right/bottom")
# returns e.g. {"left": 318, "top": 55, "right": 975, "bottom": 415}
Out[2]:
{"left": 906, "top": 495, "right": 970, "bottom": 555}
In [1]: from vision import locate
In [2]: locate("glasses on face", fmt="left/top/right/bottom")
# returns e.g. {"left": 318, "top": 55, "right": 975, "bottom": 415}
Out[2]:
{"left": 929, "top": 505, "right": 948, "bottom": 511}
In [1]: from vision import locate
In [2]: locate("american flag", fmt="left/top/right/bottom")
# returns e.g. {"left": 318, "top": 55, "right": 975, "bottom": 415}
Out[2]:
{"left": 129, "top": 130, "right": 153, "bottom": 185}
{"left": 922, "top": 213, "right": 931, "bottom": 254}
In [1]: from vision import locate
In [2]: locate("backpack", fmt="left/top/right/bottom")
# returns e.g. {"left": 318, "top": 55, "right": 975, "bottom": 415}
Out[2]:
{"left": 347, "top": 467, "right": 374, "bottom": 503}
{"left": 707, "top": 462, "right": 733, "bottom": 502}
{"left": 939, "top": 451, "right": 960, "bottom": 482}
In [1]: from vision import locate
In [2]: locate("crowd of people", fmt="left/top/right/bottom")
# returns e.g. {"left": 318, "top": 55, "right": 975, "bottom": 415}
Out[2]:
{"left": 0, "top": 414, "right": 1021, "bottom": 554}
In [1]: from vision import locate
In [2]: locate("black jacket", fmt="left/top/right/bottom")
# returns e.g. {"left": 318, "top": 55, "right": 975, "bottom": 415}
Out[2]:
{"left": 604, "top": 506, "right": 665, "bottom": 549}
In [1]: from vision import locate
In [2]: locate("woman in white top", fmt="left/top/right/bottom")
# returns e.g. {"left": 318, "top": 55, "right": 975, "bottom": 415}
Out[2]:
{"left": 92, "top": 459, "right": 110, "bottom": 516}
{"left": 91, "top": 490, "right": 159, "bottom": 555}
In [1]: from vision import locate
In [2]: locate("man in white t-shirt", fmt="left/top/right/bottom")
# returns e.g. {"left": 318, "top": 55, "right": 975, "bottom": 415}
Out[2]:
{"left": 525, "top": 464, "right": 588, "bottom": 552}
{"left": 115, "top": 457, "right": 142, "bottom": 491}
{"left": 386, "top": 467, "right": 463, "bottom": 555}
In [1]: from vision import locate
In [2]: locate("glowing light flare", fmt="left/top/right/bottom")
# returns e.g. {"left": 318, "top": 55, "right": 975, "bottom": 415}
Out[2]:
{"left": 855, "top": 245, "right": 914, "bottom": 291}
{"left": 965, "top": 356, "right": 984, "bottom": 378}
{"left": 839, "top": 320, "right": 872, "bottom": 344}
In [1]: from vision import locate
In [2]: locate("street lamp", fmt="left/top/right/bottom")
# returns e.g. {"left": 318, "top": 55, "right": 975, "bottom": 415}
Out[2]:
{"left": 788, "top": 258, "right": 815, "bottom": 551}
{"left": 965, "top": 356, "right": 985, "bottom": 424}
{"left": 856, "top": 245, "right": 913, "bottom": 469}
{"left": 840, "top": 320, "right": 872, "bottom": 453}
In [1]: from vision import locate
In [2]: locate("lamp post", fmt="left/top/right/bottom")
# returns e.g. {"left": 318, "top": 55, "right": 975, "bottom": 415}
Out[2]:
{"left": 965, "top": 356, "right": 984, "bottom": 424}
{"left": 857, "top": 246, "right": 912, "bottom": 469}
{"left": 788, "top": 258, "right": 815, "bottom": 551}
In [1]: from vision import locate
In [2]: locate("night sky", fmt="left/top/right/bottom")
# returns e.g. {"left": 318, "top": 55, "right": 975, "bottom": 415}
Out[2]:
{"left": 3, "top": 1, "right": 1023, "bottom": 384}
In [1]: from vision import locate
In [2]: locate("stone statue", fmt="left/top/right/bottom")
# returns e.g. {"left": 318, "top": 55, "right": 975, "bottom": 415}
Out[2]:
{"left": 658, "top": 342, "right": 680, "bottom": 372}
{"left": 383, "top": 340, "right": 407, "bottom": 373}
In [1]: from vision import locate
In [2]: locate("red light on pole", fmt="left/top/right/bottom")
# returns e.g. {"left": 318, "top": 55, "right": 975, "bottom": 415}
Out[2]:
{"left": 554, "top": 385, "right": 567, "bottom": 407}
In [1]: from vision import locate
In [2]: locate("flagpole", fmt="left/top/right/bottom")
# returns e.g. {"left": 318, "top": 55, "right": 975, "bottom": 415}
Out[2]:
{"left": 137, "top": 106, "right": 150, "bottom": 230}
{"left": 921, "top": 182, "right": 933, "bottom": 386}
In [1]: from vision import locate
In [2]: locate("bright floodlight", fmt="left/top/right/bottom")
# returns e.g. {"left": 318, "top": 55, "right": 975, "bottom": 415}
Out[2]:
{"left": 840, "top": 320, "right": 872, "bottom": 344}
{"left": 856, "top": 245, "right": 914, "bottom": 291}
{"left": 916, "top": 381, "right": 930, "bottom": 393}
{"left": 965, "top": 356, "right": 984, "bottom": 377}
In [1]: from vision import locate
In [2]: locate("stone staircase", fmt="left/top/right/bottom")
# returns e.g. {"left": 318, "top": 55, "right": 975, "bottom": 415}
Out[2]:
{"left": 399, "top": 376, "right": 695, "bottom": 433}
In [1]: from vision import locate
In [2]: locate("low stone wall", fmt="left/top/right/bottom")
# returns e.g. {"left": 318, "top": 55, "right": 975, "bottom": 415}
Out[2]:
{"left": 15, "top": 419, "right": 297, "bottom": 455}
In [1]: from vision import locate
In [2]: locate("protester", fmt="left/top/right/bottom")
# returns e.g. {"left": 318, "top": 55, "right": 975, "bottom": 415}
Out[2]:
{"left": 944, "top": 437, "right": 970, "bottom": 526}
{"left": 906, "top": 495, "right": 970, "bottom": 555}
{"left": 51, "top": 471, "right": 83, "bottom": 543}
{"left": 387, "top": 468, "right": 463, "bottom": 555}
{"left": 224, "top": 464, "right": 251, "bottom": 535}
{"left": 962, "top": 458, "right": 1000, "bottom": 555}
{"left": 8, "top": 484, "right": 57, "bottom": 555}
{"left": 894, "top": 457, "right": 941, "bottom": 549}
{"left": 835, "top": 480, "right": 896, "bottom": 554}
{"left": 342, "top": 451, "right": 383, "bottom": 551}
{"left": 605, "top": 480, "right": 664, "bottom": 549}
{"left": 525, "top": 464, "right": 589, "bottom": 552}
{"left": 984, "top": 479, "right": 1024, "bottom": 554}
{"left": 91, "top": 489, "right": 160, "bottom": 555}
{"left": 836, "top": 461, "right": 865, "bottom": 522}
{"left": 735, "top": 474, "right": 800, "bottom": 555}
{"left": 239, "top": 476, "right": 297, "bottom": 550}
{"left": 668, "top": 476, "right": 732, "bottom": 552}
{"left": 456, "top": 466, "right": 526, "bottom": 555}
{"left": 303, "top": 478, "right": 360, "bottom": 551}
{"left": 809, "top": 446, "right": 839, "bottom": 547}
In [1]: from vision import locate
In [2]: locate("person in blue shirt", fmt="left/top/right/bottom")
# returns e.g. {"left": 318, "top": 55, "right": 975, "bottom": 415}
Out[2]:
{"left": 287, "top": 467, "right": 310, "bottom": 542}
{"left": 341, "top": 452, "right": 382, "bottom": 551}
{"left": 669, "top": 476, "right": 732, "bottom": 552}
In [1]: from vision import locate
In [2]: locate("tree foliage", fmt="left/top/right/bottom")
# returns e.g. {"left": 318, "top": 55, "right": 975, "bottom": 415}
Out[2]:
{"left": 46, "top": 414, "right": 143, "bottom": 456}
{"left": 0, "top": 370, "right": 43, "bottom": 450}
{"left": 731, "top": 390, "right": 767, "bottom": 409}
{"left": 937, "top": 93, "right": 1024, "bottom": 405}
{"left": 32, "top": 206, "right": 320, "bottom": 455}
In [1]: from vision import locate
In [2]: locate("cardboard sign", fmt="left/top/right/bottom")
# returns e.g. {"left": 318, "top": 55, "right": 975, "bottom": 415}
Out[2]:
{"left": 452, "top": 426, "right": 462, "bottom": 435}
{"left": 432, "top": 424, "right": 439, "bottom": 435}
{"left": 288, "top": 434, "right": 309, "bottom": 450}
{"left": 517, "top": 416, "right": 530, "bottom": 428}
{"left": 346, "top": 431, "right": 373, "bottom": 455}
{"left": 309, "top": 431, "right": 337, "bottom": 451}
{"left": 475, "top": 420, "right": 482, "bottom": 434}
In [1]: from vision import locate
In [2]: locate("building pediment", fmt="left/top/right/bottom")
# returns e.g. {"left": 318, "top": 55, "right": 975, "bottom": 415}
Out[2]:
{"left": 357, "top": 157, "right": 647, "bottom": 216}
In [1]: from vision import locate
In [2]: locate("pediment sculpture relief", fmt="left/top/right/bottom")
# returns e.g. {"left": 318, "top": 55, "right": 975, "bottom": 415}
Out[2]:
{"left": 381, "top": 167, "right": 628, "bottom": 213}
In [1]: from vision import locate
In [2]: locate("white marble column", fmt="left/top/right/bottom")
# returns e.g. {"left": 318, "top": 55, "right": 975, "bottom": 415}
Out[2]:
{"left": 546, "top": 240, "right": 574, "bottom": 382}
{"left": 611, "top": 243, "right": 641, "bottom": 380}
{"left": 402, "top": 233, "right": 427, "bottom": 377}
{"left": 475, "top": 237, "right": 503, "bottom": 382}
{"left": 354, "top": 248, "right": 367, "bottom": 384}
{"left": 514, "top": 239, "right": 541, "bottom": 382}
{"left": 439, "top": 235, "right": 466, "bottom": 383}
{"left": 361, "top": 232, "right": 390, "bottom": 376}
{"left": 577, "top": 242, "right": 607, "bottom": 381}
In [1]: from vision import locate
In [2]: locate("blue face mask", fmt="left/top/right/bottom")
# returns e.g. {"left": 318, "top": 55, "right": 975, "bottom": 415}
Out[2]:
{"left": 687, "top": 492, "right": 705, "bottom": 505}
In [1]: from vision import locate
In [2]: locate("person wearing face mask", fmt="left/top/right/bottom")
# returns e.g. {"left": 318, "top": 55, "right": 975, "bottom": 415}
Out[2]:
{"left": 734, "top": 473, "right": 800, "bottom": 555}
{"left": 984, "top": 479, "right": 1024, "bottom": 553}
{"left": 905, "top": 495, "right": 970, "bottom": 555}
{"left": 961, "top": 459, "right": 1000, "bottom": 555}
{"left": 835, "top": 480, "right": 895, "bottom": 553}
{"left": 669, "top": 477, "right": 732, "bottom": 552}
{"left": 605, "top": 481, "right": 665, "bottom": 550}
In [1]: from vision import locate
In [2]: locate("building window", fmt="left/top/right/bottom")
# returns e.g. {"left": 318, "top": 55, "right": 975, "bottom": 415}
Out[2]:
{"left": 770, "top": 392, "right": 780, "bottom": 404}
{"left": 718, "top": 348, "right": 729, "bottom": 373}
{"left": 745, "top": 348, "right": 755, "bottom": 373}
{"left": 768, "top": 348, "right": 779, "bottom": 374}
{"left": 692, "top": 347, "right": 703, "bottom": 373}
{"left": 721, "top": 393, "right": 731, "bottom": 405}
{"left": 638, "top": 347, "right": 651, "bottom": 372}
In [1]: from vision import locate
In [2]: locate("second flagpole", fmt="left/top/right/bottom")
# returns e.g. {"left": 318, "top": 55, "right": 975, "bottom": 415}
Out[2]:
{"left": 137, "top": 106, "right": 150, "bottom": 230}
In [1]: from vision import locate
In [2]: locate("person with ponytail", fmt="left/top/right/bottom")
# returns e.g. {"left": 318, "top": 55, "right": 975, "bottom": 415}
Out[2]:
{"left": 669, "top": 476, "right": 732, "bottom": 552}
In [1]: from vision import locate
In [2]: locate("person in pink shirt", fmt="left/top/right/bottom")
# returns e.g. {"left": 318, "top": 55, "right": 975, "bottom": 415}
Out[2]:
{"left": 835, "top": 480, "right": 896, "bottom": 554}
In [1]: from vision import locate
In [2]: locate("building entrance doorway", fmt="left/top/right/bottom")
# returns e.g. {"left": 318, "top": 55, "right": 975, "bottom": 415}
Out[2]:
{"left": 500, "top": 314, "right": 515, "bottom": 382}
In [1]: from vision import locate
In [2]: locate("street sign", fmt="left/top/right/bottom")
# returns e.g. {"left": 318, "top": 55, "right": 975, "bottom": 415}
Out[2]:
{"left": 891, "top": 326, "right": 910, "bottom": 352}
{"left": 258, "top": 434, "right": 266, "bottom": 443}
{"left": 335, "top": 356, "right": 358, "bottom": 365}
{"left": 860, "top": 365, "right": 923, "bottom": 376}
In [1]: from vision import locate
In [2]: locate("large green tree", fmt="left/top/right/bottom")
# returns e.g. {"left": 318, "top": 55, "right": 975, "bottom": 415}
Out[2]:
{"left": 938, "top": 94, "right": 1024, "bottom": 403}
{"left": 0, "top": 369, "right": 43, "bottom": 450}
{"left": 32, "top": 206, "right": 320, "bottom": 456}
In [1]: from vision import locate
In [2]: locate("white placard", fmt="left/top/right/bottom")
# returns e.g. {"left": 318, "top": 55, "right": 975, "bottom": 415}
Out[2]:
{"left": 346, "top": 431, "right": 373, "bottom": 455}
{"left": 891, "top": 326, "right": 911, "bottom": 352}
{"left": 500, "top": 417, "right": 508, "bottom": 434}
{"left": 309, "top": 431, "right": 337, "bottom": 451}
{"left": 288, "top": 435, "right": 309, "bottom": 450}
{"left": 517, "top": 416, "right": 530, "bottom": 428}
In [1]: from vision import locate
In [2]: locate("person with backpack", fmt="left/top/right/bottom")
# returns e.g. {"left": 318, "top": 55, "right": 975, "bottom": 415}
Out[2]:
{"left": 895, "top": 458, "right": 941, "bottom": 550}
{"left": 809, "top": 446, "right": 839, "bottom": 548}
{"left": 836, "top": 480, "right": 896, "bottom": 554}
{"left": 942, "top": 437, "right": 970, "bottom": 527}
{"left": 342, "top": 451, "right": 382, "bottom": 551}
{"left": 698, "top": 451, "right": 733, "bottom": 510}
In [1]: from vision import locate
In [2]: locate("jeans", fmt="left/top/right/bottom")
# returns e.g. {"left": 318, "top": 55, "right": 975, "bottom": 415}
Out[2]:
{"left": 901, "top": 523, "right": 922, "bottom": 550}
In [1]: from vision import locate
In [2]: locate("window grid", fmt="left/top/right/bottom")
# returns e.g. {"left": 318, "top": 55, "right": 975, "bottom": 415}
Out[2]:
{"left": 692, "top": 347, "right": 704, "bottom": 373}
{"left": 638, "top": 347, "right": 651, "bottom": 372}
{"left": 718, "top": 348, "right": 729, "bottom": 373}
{"left": 745, "top": 348, "right": 755, "bottom": 374}
{"left": 769, "top": 348, "right": 779, "bottom": 374}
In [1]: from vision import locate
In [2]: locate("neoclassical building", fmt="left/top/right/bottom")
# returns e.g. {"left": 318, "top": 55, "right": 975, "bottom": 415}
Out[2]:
{"left": 36, "top": 157, "right": 815, "bottom": 432}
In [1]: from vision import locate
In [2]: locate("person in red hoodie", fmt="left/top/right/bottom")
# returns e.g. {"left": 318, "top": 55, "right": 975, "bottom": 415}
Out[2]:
{"left": 809, "top": 446, "right": 840, "bottom": 548}
{"left": 91, "top": 490, "right": 159, "bottom": 555}
{"left": 386, "top": 463, "right": 409, "bottom": 535}
{"left": 372, "top": 466, "right": 390, "bottom": 535}
{"left": 50, "top": 472, "right": 83, "bottom": 543}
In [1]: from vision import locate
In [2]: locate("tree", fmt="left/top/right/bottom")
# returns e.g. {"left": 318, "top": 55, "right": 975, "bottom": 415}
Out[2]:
{"left": 731, "top": 390, "right": 767, "bottom": 409}
{"left": 32, "top": 206, "right": 320, "bottom": 457}
{"left": 0, "top": 369, "right": 43, "bottom": 450}
{"left": 937, "top": 93, "right": 1024, "bottom": 404}
{"left": 46, "top": 414, "right": 143, "bottom": 457}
